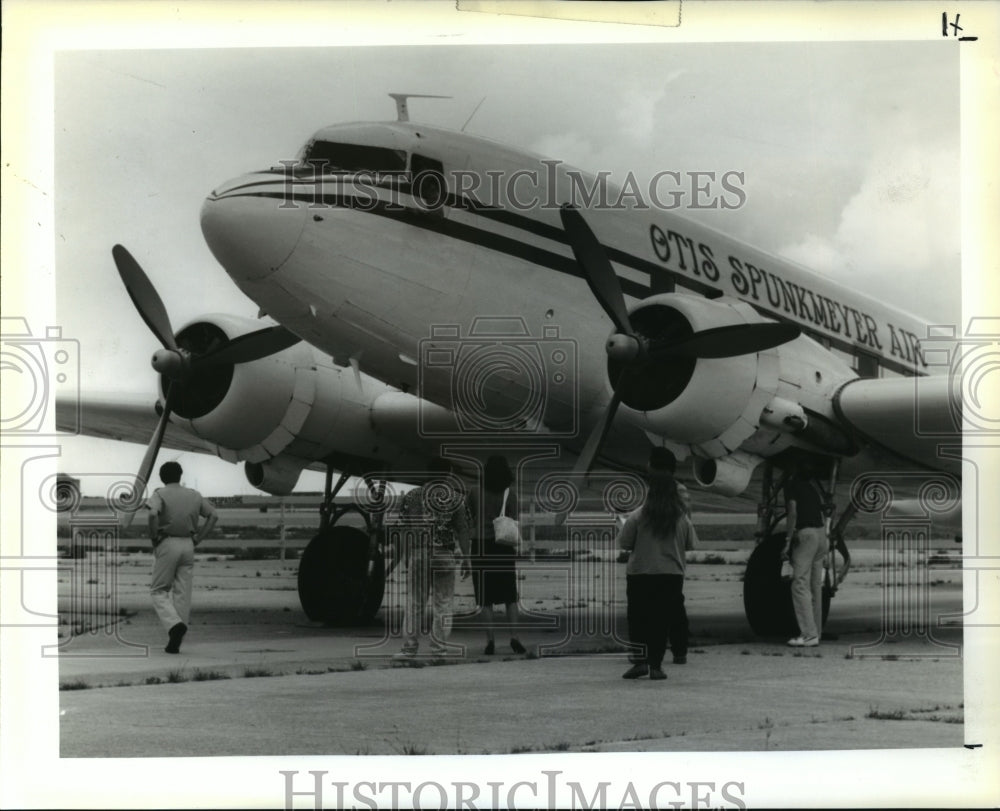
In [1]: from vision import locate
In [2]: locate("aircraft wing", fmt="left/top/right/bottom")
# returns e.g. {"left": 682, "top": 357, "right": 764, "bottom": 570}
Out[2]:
{"left": 833, "top": 375, "right": 961, "bottom": 473}
{"left": 55, "top": 390, "right": 219, "bottom": 456}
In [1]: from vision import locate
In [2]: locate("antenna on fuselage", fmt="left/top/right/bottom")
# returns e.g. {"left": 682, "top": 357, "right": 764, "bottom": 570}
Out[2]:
{"left": 388, "top": 93, "right": 451, "bottom": 122}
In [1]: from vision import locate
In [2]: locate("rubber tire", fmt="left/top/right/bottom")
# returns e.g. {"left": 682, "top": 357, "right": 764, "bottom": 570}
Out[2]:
{"left": 297, "top": 526, "right": 386, "bottom": 626}
{"left": 743, "top": 532, "right": 831, "bottom": 638}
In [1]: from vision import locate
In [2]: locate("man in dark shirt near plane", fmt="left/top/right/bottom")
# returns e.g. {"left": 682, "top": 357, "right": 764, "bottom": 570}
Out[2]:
{"left": 781, "top": 463, "right": 828, "bottom": 647}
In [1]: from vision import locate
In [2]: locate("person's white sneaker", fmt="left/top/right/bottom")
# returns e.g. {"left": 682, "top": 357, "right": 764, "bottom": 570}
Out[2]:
{"left": 787, "top": 635, "right": 820, "bottom": 647}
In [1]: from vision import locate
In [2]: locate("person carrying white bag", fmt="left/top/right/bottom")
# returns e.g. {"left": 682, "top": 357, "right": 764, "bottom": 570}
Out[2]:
{"left": 467, "top": 455, "right": 527, "bottom": 655}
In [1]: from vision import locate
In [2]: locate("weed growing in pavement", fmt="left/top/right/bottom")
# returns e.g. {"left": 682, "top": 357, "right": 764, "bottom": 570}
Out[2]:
{"left": 866, "top": 705, "right": 907, "bottom": 720}
{"left": 192, "top": 669, "right": 231, "bottom": 681}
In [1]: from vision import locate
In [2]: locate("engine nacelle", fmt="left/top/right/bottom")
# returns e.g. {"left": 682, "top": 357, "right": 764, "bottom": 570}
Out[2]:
{"left": 619, "top": 295, "right": 781, "bottom": 459}
{"left": 161, "top": 314, "right": 415, "bottom": 475}
{"left": 245, "top": 457, "right": 304, "bottom": 496}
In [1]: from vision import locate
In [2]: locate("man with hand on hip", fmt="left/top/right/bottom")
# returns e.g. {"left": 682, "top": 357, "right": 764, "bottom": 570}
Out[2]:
{"left": 146, "top": 461, "right": 218, "bottom": 654}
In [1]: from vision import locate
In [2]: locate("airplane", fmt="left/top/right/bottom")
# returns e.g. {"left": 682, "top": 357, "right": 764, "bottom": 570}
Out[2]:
{"left": 56, "top": 93, "right": 963, "bottom": 635}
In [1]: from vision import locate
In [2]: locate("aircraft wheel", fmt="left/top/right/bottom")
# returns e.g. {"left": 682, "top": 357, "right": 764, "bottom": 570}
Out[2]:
{"left": 297, "top": 526, "right": 386, "bottom": 626}
{"left": 743, "top": 533, "right": 831, "bottom": 638}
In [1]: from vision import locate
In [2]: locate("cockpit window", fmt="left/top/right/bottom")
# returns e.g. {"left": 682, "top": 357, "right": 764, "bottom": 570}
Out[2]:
{"left": 301, "top": 140, "right": 407, "bottom": 174}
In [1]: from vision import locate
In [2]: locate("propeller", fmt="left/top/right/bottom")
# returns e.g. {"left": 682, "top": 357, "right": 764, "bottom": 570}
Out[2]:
{"left": 112, "top": 244, "right": 302, "bottom": 521}
{"left": 557, "top": 205, "right": 801, "bottom": 477}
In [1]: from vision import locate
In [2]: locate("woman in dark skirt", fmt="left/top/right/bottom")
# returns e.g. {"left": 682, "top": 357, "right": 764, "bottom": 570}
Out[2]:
{"left": 616, "top": 451, "right": 697, "bottom": 681}
{"left": 467, "top": 455, "right": 526, "bottom": 655}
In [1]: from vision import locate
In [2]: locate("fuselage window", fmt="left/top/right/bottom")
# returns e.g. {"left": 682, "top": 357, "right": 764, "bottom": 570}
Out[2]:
{"left": 410, "top": 154, "right": 447, "bottom": 210}
{"left": 301, "top": 141, "right": 407, "bottom": 174}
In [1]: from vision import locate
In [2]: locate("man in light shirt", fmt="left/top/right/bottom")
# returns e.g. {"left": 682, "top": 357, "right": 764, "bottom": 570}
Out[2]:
{"left": 146, "top": 462, "right": 218, "bottom": 653}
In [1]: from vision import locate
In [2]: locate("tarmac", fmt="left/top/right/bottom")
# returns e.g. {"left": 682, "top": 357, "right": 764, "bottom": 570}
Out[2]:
{"left": 53, "top": 544, "right": 971, "bottom": 757}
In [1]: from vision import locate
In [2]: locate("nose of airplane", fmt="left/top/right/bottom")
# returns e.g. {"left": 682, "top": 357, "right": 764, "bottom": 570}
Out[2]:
{"left": 200, "top": 176, "right": 308, "bottom": 282}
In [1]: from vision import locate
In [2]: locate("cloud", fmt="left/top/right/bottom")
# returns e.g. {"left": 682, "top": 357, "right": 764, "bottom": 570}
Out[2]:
{"left": 778, "top": 141, "right": 960, "bottom": 324}
{"left": 614, "top": 69, "right": 685, "bottom": 148}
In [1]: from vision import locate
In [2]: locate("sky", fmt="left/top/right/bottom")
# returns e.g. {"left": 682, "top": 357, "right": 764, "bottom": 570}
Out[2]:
{"left": 45, "top": 40, "right": 961, "bottom": 495}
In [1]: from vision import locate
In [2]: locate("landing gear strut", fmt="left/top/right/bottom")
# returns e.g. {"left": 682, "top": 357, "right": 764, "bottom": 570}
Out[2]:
{"left": 742, "top": 460, "right": 846, "bottom": 637}
{"left": 297, "top": 467, "right": 387, "bottom": 626}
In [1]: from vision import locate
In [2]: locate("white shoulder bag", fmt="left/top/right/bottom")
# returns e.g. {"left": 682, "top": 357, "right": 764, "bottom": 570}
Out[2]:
{"left": 492, "top": 488, "right": 521, "bottom": 549}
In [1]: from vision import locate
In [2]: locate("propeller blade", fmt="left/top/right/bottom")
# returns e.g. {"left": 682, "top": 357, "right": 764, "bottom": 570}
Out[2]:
{"left": 119, "top": 385, "right": 175, "bottom": 528}
{"left": 194, "top": 325, "right": 301, "bottom": 367}
{"left": 559, "top": 205, "right": 632, "bottom": 335}
{"left": 651, "top": 322, "right": 801, "bottom": 360}
{"left": 574, "top": 388, "right": 624, "bottom": 478}
{"left": 554, "top": 380, "right": 626, "bottom": 526}
{"left": 112, "top": 244, "right": 178, "bottom": 352}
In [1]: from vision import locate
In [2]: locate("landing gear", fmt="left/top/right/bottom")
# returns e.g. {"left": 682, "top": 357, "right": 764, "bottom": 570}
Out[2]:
{"left": 742, "top": 460, "right": 841, "bottom": 638}
{"left": 296, "top": 467, "right": 388, "bottom": 626}
{"left": 298, "top": 525, "right": 386, "bottom": 625}
{"left": 743, "top": 532, "right": 831, "bottom": 638}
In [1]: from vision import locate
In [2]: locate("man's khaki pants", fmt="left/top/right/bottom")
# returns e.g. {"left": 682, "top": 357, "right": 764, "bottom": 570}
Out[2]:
{"left": 151, "top": 537, "right": 194, "bottom": 630}
{"left": 402, "top": 551, "right": 458, "bottom": 655}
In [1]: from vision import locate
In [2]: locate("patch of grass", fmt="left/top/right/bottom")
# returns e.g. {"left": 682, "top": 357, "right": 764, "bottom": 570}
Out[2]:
{"left": 144, "top": 676, "right": 163, "bottom": 685}
{"left": 350, "top": 659, "right": 368, "bottom": 671}
{"left": 59, "top": 679, "right": 91, "bottom": 691}
{"left": 192, "top": 669, "right": 231, "bottom": 681}
{"left": 402, "top": 744, "right": 428, "bottom": 755}
{"left": 866, "top": 705, "right": 907, "bottom": 720}
{"left": 553, "top": 741, "right": 571, "bottom": 751}
{"left": 242, "top": 665, "right": 275, "bottom": 678}
{"left": 166, "top": 668, "right": 189, "bottom": 684}
{"left": 509, "top": 745, "right": 534, "bottom": 754}
{"left": 693, "top": 553, "right": 728, "bottom": 565}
